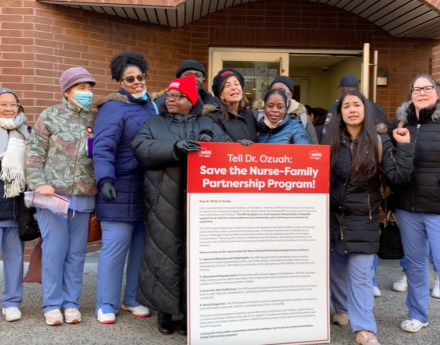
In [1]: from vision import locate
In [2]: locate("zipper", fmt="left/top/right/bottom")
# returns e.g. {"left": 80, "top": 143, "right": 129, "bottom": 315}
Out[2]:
{"left": 71, "top": 111, "right": 82, "bottom": 194}
{"left": 340, "top": 207, "right": 344, "bottom": 240}
{"left": 390, "top": 149, "right": 396, "bottom": 162}
{"left": 368, "top": 193, "right": 372, "bottom": 220}
{"left": 410, "top": 123, "right": 421, "bottom": 212}
{"left": 13, "top": 197, "right": 16, "bottom": 219}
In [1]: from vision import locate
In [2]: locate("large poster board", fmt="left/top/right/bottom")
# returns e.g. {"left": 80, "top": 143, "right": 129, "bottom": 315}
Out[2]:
{"left": 187, "top": 143, "right": 330, "bottom": 345}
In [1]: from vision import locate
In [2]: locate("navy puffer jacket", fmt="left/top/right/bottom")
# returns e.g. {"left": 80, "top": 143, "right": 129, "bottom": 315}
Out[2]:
{"left": 257, "top": 114, "right": 312, "bottom": 144}
{"left": 93, "top": 88, "right": 158, "bottom": 221}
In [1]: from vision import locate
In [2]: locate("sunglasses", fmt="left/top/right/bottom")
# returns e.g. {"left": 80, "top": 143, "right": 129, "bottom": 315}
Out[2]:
{"left": 165, "top": 92, "right": 187, "bottom": 101}
{"left": 121, "top": 74, "right": 146, "bottom": 83}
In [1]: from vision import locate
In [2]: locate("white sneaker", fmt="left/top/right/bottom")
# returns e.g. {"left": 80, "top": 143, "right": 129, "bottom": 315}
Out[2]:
{"left": 373, "top": 286, "right": 382, "bottom": 297}
{"left": 121, "top": 304, "right": 151, "bottom": 317}
{"left": 392, "top": 274, "right": 407, "bottom": 292}
{"left": 64, "top": 308, "right": 81, "bottom": 324}
{"left": 431, "top": 280, "right": 440, "bottom": 299}
{"left": 44, "top": 309, "right": 63, "bottom": 326}
{"left": 2, "top": 307, "right": 21, "bottom": 322}
{"left": 97, "top": 308, "right": 115, "bottom": 324}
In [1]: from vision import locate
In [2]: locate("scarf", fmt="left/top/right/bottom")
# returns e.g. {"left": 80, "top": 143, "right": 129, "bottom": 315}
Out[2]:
{"left": 0, "top": 112, "right": 29, "bottom": 198}
{"left": 263, "top": 116, "right": 283, "bottom": 129}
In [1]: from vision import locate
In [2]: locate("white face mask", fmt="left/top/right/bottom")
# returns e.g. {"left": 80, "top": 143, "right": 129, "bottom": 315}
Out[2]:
{"left": 132, "top": 89, "right": 148, "bottom": 101}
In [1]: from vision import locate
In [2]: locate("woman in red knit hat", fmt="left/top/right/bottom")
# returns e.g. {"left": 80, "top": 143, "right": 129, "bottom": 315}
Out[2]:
{"left": 132, "top": 75, "right": 231, "bottom": 336}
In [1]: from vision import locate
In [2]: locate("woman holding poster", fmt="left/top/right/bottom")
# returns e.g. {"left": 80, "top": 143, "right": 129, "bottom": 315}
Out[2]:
{"left": 132, "top": 75, "right": 231, "bottom": 336}
{"left": 257, "top": 90, "right": 311, "bottom": 144}
{"left": 323, "top": 90, "right": 414, "bottom": 345}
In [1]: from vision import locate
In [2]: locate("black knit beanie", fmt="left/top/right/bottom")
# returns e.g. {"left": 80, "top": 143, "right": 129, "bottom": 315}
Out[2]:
{"left": 270, "top": 76, "right": 294, "bottom": 93}
{"left": 212, "top": 68, "right": 245, "bottom": 97}
{"left": 175, "top": 60, "right": 206, "bottom": 78}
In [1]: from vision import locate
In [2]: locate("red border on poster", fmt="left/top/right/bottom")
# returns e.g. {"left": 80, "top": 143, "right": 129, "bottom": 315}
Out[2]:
{"left": 187, "top": 143, "right": 330, "bottom": 345}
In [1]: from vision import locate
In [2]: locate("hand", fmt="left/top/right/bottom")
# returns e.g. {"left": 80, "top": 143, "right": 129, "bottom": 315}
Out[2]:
{"left": 101, "top": 181, "right": 117, "bottom": 203}
{"left": 174, "top": 140, "right": 201, "bottom": 156}
{"left": 393, "top": 128, "right": 410, "bottom": 143}
{"left": 197, "top": 133, "right": 212, "bottom": 142}
{"left": 237, "top": 139, "right": 253, "bottom": 146}
{"left": 36, "top": 185, "right": 55, "bottom": 196}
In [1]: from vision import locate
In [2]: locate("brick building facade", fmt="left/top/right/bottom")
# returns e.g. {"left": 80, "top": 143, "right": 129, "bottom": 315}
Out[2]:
{"left": 1, "top": 0, "right": 440, "bottom": 260}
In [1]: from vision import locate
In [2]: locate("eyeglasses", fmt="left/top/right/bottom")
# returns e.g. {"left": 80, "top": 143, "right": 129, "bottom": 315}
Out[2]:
{"left": 0, "top": 103, "right": 19, "bottom": 109}
{"left": 165, "top": 92, "right": 187, "bottom": 101}
{"left": 181, "top": 71, "right": 204, "bottom": 79}
{"left": 121, "top": 74, "right": 146, "bottom": 83}
{"left": 412, "top": 86, "right": 435, "bottom": 94}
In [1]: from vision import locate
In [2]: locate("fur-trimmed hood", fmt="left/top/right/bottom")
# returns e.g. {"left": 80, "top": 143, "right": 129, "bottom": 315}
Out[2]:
{"left": 96, "top": 92, "right": 129, "bottom": 109}
{"left": 376, "top": 122, "right": 388, "bottom": 134}
{"left": 396, "top": 101, "right": 440, "bottom": 124}
{"left": 152, "top": 88, "right": 166, "bottom": 101}
{"left": 252, "top": 99, "right": 306, "bottom": 115}
{"left": 202, "top": 103, "right": 218, "bottom": 116}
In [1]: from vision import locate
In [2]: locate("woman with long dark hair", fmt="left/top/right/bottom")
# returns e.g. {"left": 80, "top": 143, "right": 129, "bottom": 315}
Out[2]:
{"left": 323, "top": 90, "right": 414, "bottom": 345}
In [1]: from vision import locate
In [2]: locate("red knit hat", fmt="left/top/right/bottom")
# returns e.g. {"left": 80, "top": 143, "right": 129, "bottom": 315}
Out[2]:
{"left": 167, "top": 75, "right": 198, "bottom": 106}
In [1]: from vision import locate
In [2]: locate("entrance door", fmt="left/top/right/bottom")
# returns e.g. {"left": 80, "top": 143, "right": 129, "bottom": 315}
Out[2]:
{"left": 209, "top": 48, "right": 290, "bottom": 104}
{"left": 361, "top": 43, "right": 379, "bottom": 102}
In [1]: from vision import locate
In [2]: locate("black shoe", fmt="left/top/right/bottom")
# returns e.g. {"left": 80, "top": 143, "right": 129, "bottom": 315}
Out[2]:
{"left": 179, "top": 315, "right": 187, "bottom": 336}
{"left": 157, "top": 311, "right": 173, "bottom": 335}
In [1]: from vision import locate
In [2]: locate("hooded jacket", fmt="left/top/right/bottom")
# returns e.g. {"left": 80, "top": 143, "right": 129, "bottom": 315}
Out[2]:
{"left": 330, "top": 124, "right": 414, "bottom": 254}
{"left": 205, "top": 101, "right": 258, "bottom": 142}
{"left": 392, "top": 101, "right": 440, "bottom": 214}
{"left": 253, "top": 99, "right": 319, "bottom": 144}
{"left": 93, "top": 88, "right": 158, "bottom": 221}
{"left": 132, "top": 100, "right": 232, "bottom": 315}
{"left": 257, "top": 114, "right": 311, "bottom": 144}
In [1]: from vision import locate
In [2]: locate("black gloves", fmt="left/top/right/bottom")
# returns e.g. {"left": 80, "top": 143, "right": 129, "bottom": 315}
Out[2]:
{"left": 101, "top": 181, "right": 117, "bottom": 203}
{"left": 174, "top": 140, "right": 201, "bottom": 157}
{"left": 197, "top": 130, "right": 214, "bottom": 143}
{"left": 237, "top": 139, "right": 254, "bottom": 146}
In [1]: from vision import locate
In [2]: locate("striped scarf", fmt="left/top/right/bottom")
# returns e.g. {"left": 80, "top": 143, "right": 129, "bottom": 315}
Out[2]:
{"left": 0, "top": 112, "right": 29, "bottom": 197}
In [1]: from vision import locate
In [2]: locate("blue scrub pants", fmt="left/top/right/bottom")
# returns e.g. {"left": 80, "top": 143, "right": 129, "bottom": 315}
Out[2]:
{"left": 400, "top": 251, "right": 437, "bottom": 273}
{"left": 0, "top": 227, "right": 24, "bottom": 308}
{"left": 395, "top": 208, "right": 440, "bottom": 323}
{"left": 95, "top": 220, "right": 144, "bottom": 315}
{"left": 330, "top": 250, "right": 377, "bottom": 334}
{"left": 35, "top": 208, "right": 90, "bottom": 313}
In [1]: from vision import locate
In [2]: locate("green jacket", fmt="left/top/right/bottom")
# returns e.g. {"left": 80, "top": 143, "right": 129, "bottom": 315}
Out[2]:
{"left": 26, "top": 98, "right": 97, "bottom": 196}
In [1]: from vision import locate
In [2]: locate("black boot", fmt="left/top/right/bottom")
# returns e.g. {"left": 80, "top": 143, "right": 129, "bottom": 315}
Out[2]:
{"left": 179, "top": 315, "right": 187, "bottom": 336}
{"left": 157, "top": 311, "right": 173, "bottom": 335}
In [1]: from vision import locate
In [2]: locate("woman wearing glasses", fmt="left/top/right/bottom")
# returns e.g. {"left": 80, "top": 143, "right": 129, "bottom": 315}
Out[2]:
{"left": 132, "top": 75, "right": 231, "bottom": 336}
{"left": 0, "top": 88, "right": 29, "bottom": 322}
{"left": 27, "top": 68, "right": 97, "bottom": 325}
{"left": 93, "top": 51, "right": 158, "bottom": 324}
{"left": 392, "top": 74, "right": 440, "bottom": 333}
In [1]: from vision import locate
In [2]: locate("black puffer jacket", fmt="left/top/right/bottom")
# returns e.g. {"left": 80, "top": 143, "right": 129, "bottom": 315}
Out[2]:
{"left": 393, "top": 101, "right": 440, "bottom": 214}
{"left": 205, "top": 102, "right": 258, "bottom": 142}
{"left": 330, "top": 127, "right": 414, "bottom": 254}
{"left": 0, "top": 161, "right": 18, "bottom": 221}
{"left": 132, "top": 100, "right": 232, "bottom": 315}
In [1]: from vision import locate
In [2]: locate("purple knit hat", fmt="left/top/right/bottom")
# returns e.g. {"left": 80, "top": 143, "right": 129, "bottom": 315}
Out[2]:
{"left": 59, "top": 67, "right": 96, "bottom": 93}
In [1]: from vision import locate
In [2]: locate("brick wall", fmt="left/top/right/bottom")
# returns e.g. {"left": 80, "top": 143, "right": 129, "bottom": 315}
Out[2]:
{"left": 433, "top": 45, "right": 440, "bottom": 82}
{"left": 189, "top": 0, "right": 440, "bottom": 121}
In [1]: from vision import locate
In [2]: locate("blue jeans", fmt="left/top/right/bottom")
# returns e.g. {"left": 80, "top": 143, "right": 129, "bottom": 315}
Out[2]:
{"left": 331, "top": 250, "right": 377, "bottom": 333}
{"left": 95, "top": 220, "right": 144, "bottom": 315}
{"left": 35, "top": 208, "right": 90, "bottom": 313}
{"left": 0, "top": 227, "right": 24, "bottom": 308}
{"left": 395, "top": 208, "right": 440, "bottom": 323}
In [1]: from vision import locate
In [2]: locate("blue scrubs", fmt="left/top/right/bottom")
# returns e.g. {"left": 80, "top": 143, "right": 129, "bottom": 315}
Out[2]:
{"left": 95, "top": 220, "right": 144, "bottom": 315}
{"left": 35, "top": 195, "right": 94, "bottom": 313}
{"left": 0, "top": 219, "right": 24, "bottom": 308}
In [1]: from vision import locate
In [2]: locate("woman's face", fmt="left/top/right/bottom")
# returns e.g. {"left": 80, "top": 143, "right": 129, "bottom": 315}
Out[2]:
{"left": 63, "top": 82, "right": 94, "bottom": 103}
{"left": 220, "top": 76, "right": 243, "bottom": 104}
{"left": 264, "top": 94, "right": 286, "bottom": 124}
{"left": 341, "top": 95, "right": 365, "bottom": 127}
{"left": 0, "top": 93, "right": 19, "bottom": 119}
{"left": 411, "top": 77, "right": 439, "bottom": 113}
{"left": 165, "top": 89, "right": 193, "bottom": 115}
{"left": 120, "top": 66, "right": 146, "bottom": 95}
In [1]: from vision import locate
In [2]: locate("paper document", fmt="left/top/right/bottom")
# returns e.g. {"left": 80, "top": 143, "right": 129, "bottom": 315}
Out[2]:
{"left": 24, "top": 192, "right": 70, "bottom": 218}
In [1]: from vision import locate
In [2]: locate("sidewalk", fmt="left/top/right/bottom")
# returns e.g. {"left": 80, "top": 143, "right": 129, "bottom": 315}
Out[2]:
{"left": 0, "top": 255, "right": 439, "bottom": 345}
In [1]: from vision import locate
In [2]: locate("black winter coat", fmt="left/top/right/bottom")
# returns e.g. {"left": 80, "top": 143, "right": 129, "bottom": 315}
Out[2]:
{"left": 0, "top": 161, "right": 19, "bottom": 221}
{"left": 205, "top": 103, "right": 258, "bottom": 142}
{"left": 393, "top": 101, "right": 440, "bottom": 214}
{"left": 330, "top": 130, "right": 414, "bottom": 254}
{"left": 132, "top": 101, "right": 232, "bottom": 315}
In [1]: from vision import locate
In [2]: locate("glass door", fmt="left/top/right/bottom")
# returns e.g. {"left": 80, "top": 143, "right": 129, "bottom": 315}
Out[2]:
{"left": 209, "top": 48, "right": 290, "bottom": 104}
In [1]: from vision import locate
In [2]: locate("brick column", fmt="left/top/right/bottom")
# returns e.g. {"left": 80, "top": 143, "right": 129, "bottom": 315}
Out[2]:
{"left": 433, "top": 46, "right": 440, "bottom": 82}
